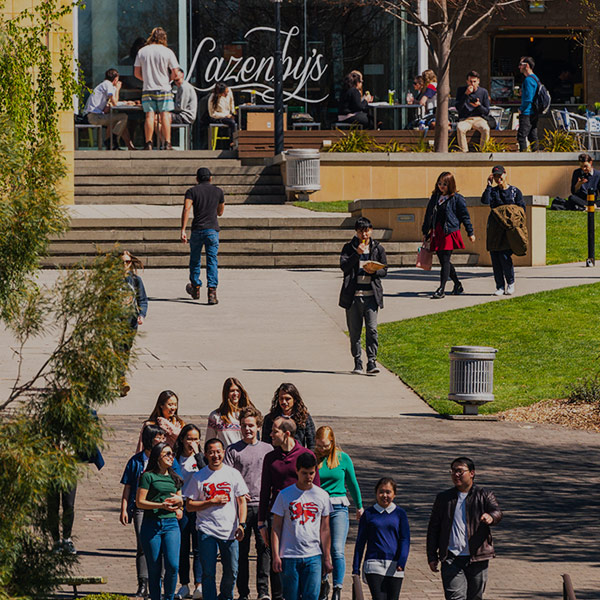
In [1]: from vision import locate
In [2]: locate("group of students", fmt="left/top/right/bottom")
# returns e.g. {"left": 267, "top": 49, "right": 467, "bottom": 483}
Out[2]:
{"left": 119, "top": 380, "right": 410, "bottom": 600}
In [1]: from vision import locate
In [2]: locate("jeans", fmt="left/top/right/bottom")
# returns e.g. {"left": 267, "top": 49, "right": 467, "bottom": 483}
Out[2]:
{"left": 140, "top": 517, "right": 181, "bottom": 600}
{"left": 346, "top": 296, "right": 379, "bottom": 365}
{"left": 47, "top": 485, "right": 77, "bottom": 542}
{"left": 189, "top": 229, "right": 219, "bottom": 289}
{"left": 197, "top": 531, "right": 239, "bottom": 600}
{"left": 365, "top": 574, "right": 403, "bottom": 600}
{"left": 441, "top": 555, "right": 488, "bottom": 600}
{"left": 238, "top": 505, "right": 270, "bottom": 598}
{"left": 133, "top": 508, "right": 149, "bottom": 581}
{"left": 490, "top": 250, "right": 514, "bottom": 289}
{"left": 210, "top": 117, "right": 238, "bottom": 143}
{"left": 517, "top": 113, "right": 538, "bottom": 152}
{"left": 281, "top": 555, "right": 322, "bottom": 600}
{"left": 329, "top": 505, "right": 349, "bottom": 588}
{"left": 179, "top": 510, "right": 202, "bottom": 585}
{"left": 436, "top": 250, "right": 459, "bottom": 292}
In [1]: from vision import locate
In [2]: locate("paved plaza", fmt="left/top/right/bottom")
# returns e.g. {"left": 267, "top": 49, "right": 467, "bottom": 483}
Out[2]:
{"left": 2, "top": 264, "right": 599, "bottom": 599}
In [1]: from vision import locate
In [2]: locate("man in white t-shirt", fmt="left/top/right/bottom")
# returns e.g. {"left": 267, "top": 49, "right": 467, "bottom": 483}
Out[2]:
{"left": 184, "top": 438, "right": 248, "bottom": 600}
{"left": 134, "top": 27, "right": 180, "bottom": 150}
{"left": 271, "top": 452, "right": 332, "bottom": 600}
{"left": 84, "top": 68, "right": 136, "bottom": 150}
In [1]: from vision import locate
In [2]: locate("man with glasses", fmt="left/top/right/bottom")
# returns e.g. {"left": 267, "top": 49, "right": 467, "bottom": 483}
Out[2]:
{"left": 426, "top": 457, "right": 502, "bottom": 600}
{"left": 517, "top": 56, "right": 540, "bottom": 152}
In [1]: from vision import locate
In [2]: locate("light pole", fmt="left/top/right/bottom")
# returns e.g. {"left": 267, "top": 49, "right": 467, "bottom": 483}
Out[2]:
{"left": 273, "top": 0, "right": 284, "bottom": 155}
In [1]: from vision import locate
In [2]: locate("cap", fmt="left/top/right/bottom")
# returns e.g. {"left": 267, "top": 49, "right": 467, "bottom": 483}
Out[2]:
{"left": 196, "top": 167, "right": 212, "bottom": 181}
{"left": 491, "top": 165, "right": 506, "bottom": 176}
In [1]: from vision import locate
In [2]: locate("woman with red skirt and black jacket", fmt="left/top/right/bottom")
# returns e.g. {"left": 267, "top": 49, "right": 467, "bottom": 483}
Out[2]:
{"left": 422, "top": 172, "right": 476, "bottom": 299}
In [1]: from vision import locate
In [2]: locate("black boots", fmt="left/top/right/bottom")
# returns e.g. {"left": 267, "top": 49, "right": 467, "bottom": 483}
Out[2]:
{"left": 135, "top": 578, "right": 148, "bottom": 599}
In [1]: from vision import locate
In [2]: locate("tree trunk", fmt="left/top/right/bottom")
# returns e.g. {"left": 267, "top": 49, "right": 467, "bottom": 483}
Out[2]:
{"left": 434, "top": 35, "right": 452, "bottom": 152}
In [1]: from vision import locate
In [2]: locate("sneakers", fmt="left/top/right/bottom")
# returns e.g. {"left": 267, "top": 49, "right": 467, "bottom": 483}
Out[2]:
{"left": 352, "top": 360, "right": 363, "bottom": 375}
{"left": 192, "top": 586, "right": 203, "bottom": 600}
{"left": 366, "top": 362, "right": 380, "bottom": 375}
{"left": 135, "top": 579, "right": 148, "bottom": 600}
{"left": 186, "top": 283, "right": 201, "bottom": 300}
{"left": 493, "top": 288, "right": 505, "bottom": 296}
{"left": 62, "top": 538, "right": 77, "bottom": 555}
{"left": 452, "top": 282, "right": 464, "bottom": 295}
{"left": 208, "top": 287, "right": 218, "bottom": 305}
{"left": 176, "top": 585, "right": 190, "bottom": 599}
{"left": 431, "top": 288, "right": 445, "bottom": 299}
{"left": 505, "top": 283, "right": 515, "bottom": 295}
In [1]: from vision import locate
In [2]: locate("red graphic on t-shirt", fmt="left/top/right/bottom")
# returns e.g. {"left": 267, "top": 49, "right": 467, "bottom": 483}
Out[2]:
{"left": 289, "top": 501, "right": 319, "bottom": 524}
{"left": 203, "top": 482, "right": 232, "bottom": 502}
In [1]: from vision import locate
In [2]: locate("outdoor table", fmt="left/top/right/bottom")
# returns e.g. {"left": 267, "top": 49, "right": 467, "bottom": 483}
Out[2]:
{"left": 368, "top": 102, "right": 424, "bottom": 129}
{"left": 108, "top": 103, "right": 142, "bottom": 149}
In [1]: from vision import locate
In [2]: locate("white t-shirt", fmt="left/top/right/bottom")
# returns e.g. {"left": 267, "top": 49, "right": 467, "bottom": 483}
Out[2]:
{"left": 183, "top": 464, "right": 248, "bottom": 541}
{"left": 448, "top": 492, "right": 469, "bottom": 556}
{"left": 134, "top": 44, "right": 179, "bottom": 92}
{"left": 178, "top": 453, "right": 202, "bottom": 491}
{"left": 272, "top": 484, "right": 331, "bottom": 559}
{"left": 85, "top": 80, "right": 115, "bottom": 114}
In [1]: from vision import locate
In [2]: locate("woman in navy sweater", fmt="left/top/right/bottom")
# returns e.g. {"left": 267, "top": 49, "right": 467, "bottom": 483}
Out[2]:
{"left": 352, "top": 477, "right": 410, "bottom": 600}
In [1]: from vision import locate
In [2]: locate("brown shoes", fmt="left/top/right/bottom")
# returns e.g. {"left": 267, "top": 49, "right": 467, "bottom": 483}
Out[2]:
{"left": 208, "top": 287, "right": 218, "bottom": 305}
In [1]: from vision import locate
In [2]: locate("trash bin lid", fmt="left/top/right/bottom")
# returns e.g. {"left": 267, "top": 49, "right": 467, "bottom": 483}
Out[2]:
{"left": 450, "top": 346, "right": 497, "bottom": 354}
{"left": 286, "top": 148, "right": 320, "bottom": 158}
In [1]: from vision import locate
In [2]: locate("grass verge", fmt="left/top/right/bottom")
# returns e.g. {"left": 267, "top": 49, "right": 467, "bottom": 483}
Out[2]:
{"left": 292, "top": 200, "right": 350, "bottom": 213}
{"left": 546, "top": 210, "right": 600, "bottom": 265}
{"left": 376, "top": 283, "right": 600, "bottom": 415}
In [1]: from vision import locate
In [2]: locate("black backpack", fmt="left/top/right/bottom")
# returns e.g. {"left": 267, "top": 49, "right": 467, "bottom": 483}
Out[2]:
{"left": 532, "top": 75, "right": 551, "bottom": 115}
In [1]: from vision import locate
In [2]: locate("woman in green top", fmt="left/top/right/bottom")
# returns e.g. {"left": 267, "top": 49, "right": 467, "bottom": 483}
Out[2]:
{"left": 315, "top": 426, "right": 364, "bottom": 600}
{"left": 137, "top": 443, "right": 184, "bottom": 600}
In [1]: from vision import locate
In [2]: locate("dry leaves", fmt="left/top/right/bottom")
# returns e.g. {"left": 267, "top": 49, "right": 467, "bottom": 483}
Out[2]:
{"left": 500, "top": 399, "right": 600, "bottom": 433}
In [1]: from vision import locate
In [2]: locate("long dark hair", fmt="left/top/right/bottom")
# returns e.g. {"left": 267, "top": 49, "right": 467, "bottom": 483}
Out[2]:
{"left": 268, "top": 383, "right": 309, "bottom": 428}
{"left": 146, "top": 442, "right": 183, "bottom": 488}
{"left": 174, "top": 424, "right": 202, "bottom": 460}
{"left": 217, "top": 377, "right": 255, "bottom": 424}
{"left": 147, "top": 390, "right": 185, "bottom": 428}
{"left": 343, "top": 71, "right": 361, "bottom": 91}
{"left": 211, "top": 82, "right": 227, "bottom": 111}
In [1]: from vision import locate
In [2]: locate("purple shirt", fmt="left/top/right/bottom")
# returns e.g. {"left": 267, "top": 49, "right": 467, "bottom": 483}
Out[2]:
{"left": 258, "top": 440, "right": 320, "bottom": 522}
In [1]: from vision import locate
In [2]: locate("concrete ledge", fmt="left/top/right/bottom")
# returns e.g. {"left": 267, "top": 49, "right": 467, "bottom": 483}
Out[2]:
{"left": 350, "top": 195, "right": 550, "bottom": 210}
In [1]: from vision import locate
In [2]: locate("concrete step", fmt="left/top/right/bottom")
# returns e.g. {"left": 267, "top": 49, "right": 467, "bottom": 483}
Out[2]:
{"left": 74, "top": 164, "right": 279, "bottom": 176}
{"left": 75, "top": 184, "right": 286, "bottom": 196}
{"left": 74, "top": 194, "right": 286, "bottom": 205}
{"left": 74, "top": 149, "right": 237, "bottom": 161}
{"left": 74, "top": 175, "right": 283, "bottom": 186}
{"left": 43, "top": 252, "right": 479, "bottom": 269}
{"left": 48, "top": 241, "right": 420, "bottom": 255}
{"left": 56, "top": 228, "right": 389, "bottom": 242}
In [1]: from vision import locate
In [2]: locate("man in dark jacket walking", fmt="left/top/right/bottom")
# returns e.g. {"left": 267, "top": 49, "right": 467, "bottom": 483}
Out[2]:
{"left": 427, "top": 457, "right": 502, "bottom": 600}
{"left": 339, "top": 217, "right": 388, "bottom": 375}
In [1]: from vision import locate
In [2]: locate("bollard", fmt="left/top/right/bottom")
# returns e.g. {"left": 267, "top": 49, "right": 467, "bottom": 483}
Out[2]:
{"left": 562, "top": 573, "right": 577, "bottom": 600}
{"left": 586, "top": 189, "right": 595, "bottom": 267}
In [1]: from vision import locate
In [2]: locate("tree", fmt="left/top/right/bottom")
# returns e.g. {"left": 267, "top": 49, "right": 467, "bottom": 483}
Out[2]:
{"left": 354, "top": 0, "right": 522, "bottom": 151}
{"left": 0, "top": 2, "right": 132, "bottom": 596}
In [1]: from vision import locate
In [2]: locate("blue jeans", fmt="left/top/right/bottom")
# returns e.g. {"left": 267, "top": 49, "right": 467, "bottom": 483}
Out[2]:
{"left": 140, "top": 517, "right": 181, "bottom": 600}
{"left": 189, "top": 229, "right": 219, "bottom": 289}
{"left": 281, "top": 555, "right": 322, "bottom": 600}
{"left": 179, "top": 510, "right": 202, "bottom": 585}
{"left": 197, "top": 531, "right": 239, "bottom": 600}
{"left": 329, "top": 505, "right": 349, "bottom": 587}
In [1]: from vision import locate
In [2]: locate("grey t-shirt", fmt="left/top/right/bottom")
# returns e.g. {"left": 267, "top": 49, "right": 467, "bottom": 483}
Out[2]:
{"left": 224, "top": 439, "right": 273, "bottom": 505}
{"left": 175, "top": 81, "right": 198, "bottom": 123}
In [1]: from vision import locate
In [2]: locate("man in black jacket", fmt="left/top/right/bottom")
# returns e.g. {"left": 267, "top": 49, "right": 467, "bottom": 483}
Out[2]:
{"left": 339, "top": 217, "right": 387, "bottom": 375}
{"left": 427, "top": 457, "right": 502, "bottom": 600}
{"left": 455, "top": 71, "right": 491, "bottom": 153}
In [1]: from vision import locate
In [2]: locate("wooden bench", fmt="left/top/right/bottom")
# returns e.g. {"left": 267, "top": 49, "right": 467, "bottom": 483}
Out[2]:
{"left": 235, "top": 129, "right": 518, "bottom": 158}
{"left": 56, "top": 575, "right": 107, "bottom": 598}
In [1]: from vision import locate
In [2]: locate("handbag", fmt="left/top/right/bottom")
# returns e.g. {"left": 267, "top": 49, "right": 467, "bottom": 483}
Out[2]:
{"left": 416, "top": 237, "right": 433, "bottom": 270}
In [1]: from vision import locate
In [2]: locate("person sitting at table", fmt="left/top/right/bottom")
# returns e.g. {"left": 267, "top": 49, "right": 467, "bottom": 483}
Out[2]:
{"left": 407, "top": 76, "right": 424, "bottom": 104}
{"left": 338, "top": 71, "right": 374, "bottom": 129}
{"left": 84, "top": 68, "right": 137, "bottom": 150}
{"left": 455, "top": 70, "right": 491, "bottom": 153}
{"left": 208, "top": 82, "right": 237, "bottom": 148}
{"left": 420, "top": 69, "right": 437, "bottom": 112}
{"left": 171, "top": 68, "right": 198, "bottom": 126}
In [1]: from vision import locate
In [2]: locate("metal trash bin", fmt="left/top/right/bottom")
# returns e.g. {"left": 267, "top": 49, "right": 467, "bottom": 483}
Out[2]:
{"left": 448, "top": 346, "right": 498, "bottom": 415}
{"left": 285, "top": 149, "right": 321, "bottom": 201}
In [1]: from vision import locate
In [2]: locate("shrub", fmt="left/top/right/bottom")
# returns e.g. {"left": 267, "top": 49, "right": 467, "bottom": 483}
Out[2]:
{"left": 541, "top": 130, "right": 580, "bottom": 152}
{"left": 473, "top": 138, "right": 510, "bottom": 153}
{"left": 327, "top": 128, "right": 376, "bottom": 152}
{"left": 566, "top": 374, "right": 600, "bottom": 407}
{"left": 81, "top": 595, "right": 129, "bottom": 600}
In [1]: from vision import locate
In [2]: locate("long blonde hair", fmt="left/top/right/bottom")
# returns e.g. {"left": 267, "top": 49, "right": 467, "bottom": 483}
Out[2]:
{"left": 316, "top": 426, "right": 341, "bottom": 469}
{"left": 422, "top": 69, "right": 437, "bottom": 86}
{"left": 147, "top": 27, "right": 168, "bottom": 46}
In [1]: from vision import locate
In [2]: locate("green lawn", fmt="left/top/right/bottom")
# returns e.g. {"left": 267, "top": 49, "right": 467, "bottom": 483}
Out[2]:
{"left": 376, "top": 283, "right": 600, "bottom": 415}
{"left": 292, "top": 200, "right": 350, "bottom": 212}
{"left": 546, "top": 210, "right": 600, "bottom": 265}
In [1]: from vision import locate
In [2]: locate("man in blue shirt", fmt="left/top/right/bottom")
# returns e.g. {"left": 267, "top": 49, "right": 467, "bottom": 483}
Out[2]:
{"left": 455, "top": 71, "right": 491, "bottom": 153}
{"left": 517, "top": 56, "right": 540, "bottom": 152}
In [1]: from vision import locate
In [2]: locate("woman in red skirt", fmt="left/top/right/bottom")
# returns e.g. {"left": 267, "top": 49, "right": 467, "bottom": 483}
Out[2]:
{"left": 422, "top": 172, "right": 476, "bottom": 299}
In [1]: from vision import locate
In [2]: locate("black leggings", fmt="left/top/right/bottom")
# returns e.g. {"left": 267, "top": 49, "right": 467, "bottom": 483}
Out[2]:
{"left": 436, "top": 250, "right": 459, "bottom": 292}
{"left": 365, "top": 574, "right": 403, "bottom": 600}
{"left": 47, "top": 485, "right": 77, "bottom": 542}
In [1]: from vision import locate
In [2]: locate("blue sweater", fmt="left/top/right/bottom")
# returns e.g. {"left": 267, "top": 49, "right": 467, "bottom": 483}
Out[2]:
{"left": 520, "top": 74, "right": 539, "bottom": 115}
{"left": 352, "top": 505, "right": 410, "bottom": 574}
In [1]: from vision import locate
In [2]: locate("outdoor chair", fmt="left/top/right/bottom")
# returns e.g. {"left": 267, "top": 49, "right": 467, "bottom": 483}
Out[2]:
{"left": 208, "top": 122, "right": 230, "bottom": 150}
{"left": 171, "top": 122, "right": 192, "bottom": 150}
{"left": 75, "top": 123, "right": 103, "bottom": 150}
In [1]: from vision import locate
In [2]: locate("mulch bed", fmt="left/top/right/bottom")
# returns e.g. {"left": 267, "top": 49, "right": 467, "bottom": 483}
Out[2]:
{"left": 499, "top": 399, "right": 600, "bottom": 433}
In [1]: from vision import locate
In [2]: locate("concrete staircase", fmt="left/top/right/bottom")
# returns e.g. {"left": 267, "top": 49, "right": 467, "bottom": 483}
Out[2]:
{"left": 74, "top": 150, "right": 286, "bottom": 205}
